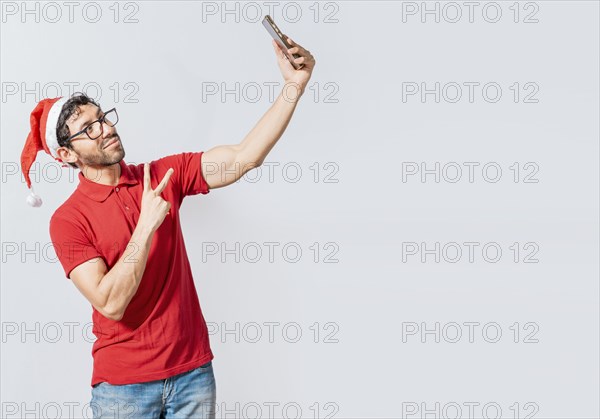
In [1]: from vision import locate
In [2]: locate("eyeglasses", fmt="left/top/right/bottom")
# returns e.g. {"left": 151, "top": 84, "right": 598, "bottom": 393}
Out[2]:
{"left": 66, "top": 108, "right": 119, "bottom": 143}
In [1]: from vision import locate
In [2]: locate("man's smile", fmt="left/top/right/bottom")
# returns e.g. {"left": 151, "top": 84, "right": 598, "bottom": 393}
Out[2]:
{"left": 103, "top": 137, "right": 120, "bottom": 149}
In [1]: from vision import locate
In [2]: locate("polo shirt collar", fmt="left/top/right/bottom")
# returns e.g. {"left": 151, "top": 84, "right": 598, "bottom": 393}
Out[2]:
{"left": 76, "top": 159, "right": 139, "bottom": 202}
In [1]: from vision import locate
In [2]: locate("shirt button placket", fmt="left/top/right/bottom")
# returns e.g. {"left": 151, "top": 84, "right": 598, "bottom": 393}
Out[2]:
{"left": 115, "top": 187, "right": 135, "bottom": 229}
{"left": 122, "top": 188, "right": 137, "bottom": 224}
{"left": 114, "top": 186, "right": 129, "bottom": 214}
{"left": 116, "top": 187, "right": 131, "bottom": 211}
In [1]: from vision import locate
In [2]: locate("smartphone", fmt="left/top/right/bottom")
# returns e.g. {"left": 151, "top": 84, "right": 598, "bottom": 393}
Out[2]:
{"left": 262, "top": 15, "right": 304, "bottom": 70}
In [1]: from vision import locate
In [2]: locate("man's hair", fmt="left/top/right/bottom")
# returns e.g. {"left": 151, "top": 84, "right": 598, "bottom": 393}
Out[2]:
{"left": 56, "top": 92, "right": 102, "bottom": 169}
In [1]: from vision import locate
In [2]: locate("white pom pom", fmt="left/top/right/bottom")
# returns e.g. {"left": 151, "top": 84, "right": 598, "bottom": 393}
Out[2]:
{"left": 26, "top": 190, "right": 42, "bottom": 207}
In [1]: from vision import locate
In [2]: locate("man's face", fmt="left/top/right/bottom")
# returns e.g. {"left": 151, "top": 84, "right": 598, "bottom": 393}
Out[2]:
{"left": 65, "top": 103, "right": 125, "bottom": 167}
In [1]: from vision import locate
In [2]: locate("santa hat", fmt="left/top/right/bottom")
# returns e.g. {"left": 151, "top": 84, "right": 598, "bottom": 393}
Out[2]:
{"left": 20, "top": 96, "right": 69, "bottom": 207}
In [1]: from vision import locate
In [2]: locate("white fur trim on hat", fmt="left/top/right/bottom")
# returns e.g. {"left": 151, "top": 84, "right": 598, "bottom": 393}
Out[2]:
{"left": 45, "top": 96, "right": 68, "bottom": 158}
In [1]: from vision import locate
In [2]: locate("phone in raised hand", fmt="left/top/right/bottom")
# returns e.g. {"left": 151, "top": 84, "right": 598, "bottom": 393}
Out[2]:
{"left": 262, "top": 15, "right": 304, "bottom": 70}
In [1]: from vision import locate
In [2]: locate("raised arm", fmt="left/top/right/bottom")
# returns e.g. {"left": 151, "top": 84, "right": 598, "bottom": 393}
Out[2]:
{"left": 201, "top": 37, "right": 316, "bottom": 189}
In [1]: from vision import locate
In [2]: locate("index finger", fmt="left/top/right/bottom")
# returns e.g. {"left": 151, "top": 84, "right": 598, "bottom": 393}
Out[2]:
{"left": 143, "top": 163, "right": 151, "bottom": 191}
{"left": 154, "top": 168, "right": 174, "bottom": 195}
{"left": 286, "top": 37, "right": 303, "bottom": 50}
{"left": 287, "top": 38, "right": 309, "bottom": 56}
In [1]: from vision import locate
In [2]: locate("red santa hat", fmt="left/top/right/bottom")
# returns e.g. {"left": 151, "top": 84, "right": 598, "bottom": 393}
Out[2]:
{"left": 20, "top": 96, "right": 69, "bottom": 207}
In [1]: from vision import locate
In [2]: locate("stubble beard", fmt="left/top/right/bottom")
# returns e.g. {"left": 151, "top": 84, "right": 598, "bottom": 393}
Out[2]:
{"left": 80, "top": 135, "right": 126, "bottom": 167}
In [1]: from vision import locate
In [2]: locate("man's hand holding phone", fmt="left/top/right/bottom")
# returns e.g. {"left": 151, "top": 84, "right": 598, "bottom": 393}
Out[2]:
{"left": 263, "top": 15, "right": 316, "bottom": 97}
{"left": 271, "top": 36, "right": 316, "bottom": 93}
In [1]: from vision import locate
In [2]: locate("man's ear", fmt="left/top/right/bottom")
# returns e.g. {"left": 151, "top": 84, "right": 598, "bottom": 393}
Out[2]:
{"left": 56, "top": 146, "right": 77, "bottom": 165}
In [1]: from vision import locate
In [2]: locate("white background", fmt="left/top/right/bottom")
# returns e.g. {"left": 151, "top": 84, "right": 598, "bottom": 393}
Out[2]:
{"left": 1, "top": 1, "right": 599, "bottom": 418}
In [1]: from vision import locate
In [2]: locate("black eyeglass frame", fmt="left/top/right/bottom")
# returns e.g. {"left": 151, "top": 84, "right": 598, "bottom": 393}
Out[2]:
{"left": 65, "top": 108, "right": 119, "bottom": 144}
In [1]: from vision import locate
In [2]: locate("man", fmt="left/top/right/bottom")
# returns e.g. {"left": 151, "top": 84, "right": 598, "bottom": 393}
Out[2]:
{"left": 20, "top": 38, "right": 315, "bottom": 418}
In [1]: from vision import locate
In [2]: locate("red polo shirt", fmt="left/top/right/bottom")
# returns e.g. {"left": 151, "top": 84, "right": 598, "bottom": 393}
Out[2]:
{"left": 49, "top": 152, "right": 213, "bottom": 387}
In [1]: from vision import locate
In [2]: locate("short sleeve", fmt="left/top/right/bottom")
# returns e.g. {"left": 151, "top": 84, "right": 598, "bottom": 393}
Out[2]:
{"left": 49, "top": 215, "right": 103, "bottom": 280}
{"left": 155, "top": 152, "right": 210, "bottom": 198}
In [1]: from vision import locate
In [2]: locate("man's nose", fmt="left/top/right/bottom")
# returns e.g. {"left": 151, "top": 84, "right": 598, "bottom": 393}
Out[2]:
{"left": 101, "top": 121, "right": 116, "bottom": 138}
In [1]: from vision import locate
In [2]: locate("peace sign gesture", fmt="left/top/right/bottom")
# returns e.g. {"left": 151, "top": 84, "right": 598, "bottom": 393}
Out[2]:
{"left": 138, "top": 163, "right": 174, "bottom": 234}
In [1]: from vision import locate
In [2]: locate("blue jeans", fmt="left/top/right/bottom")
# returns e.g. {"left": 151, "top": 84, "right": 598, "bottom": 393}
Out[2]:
{"left": 90, "top": 361, "right": 216, "bottom": 419}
